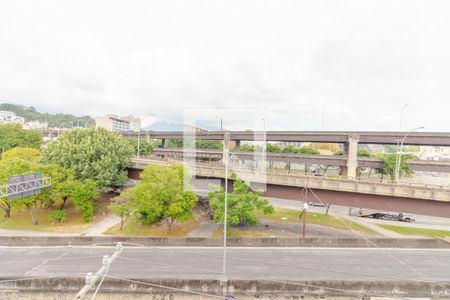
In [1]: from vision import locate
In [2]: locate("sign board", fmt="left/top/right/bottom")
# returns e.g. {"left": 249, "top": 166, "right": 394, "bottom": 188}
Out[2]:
{"left": 7, "top": 172, "right": 45, "bottom": 200}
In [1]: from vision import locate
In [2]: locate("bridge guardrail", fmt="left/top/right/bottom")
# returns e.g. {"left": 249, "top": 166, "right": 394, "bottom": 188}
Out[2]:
{"left": 131, "top": 158, "right": 450, "bottom": 201}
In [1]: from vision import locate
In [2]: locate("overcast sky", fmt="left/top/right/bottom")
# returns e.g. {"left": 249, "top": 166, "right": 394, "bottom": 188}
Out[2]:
{"left": 1, "top": 0, "right": 449, "bottom": 131}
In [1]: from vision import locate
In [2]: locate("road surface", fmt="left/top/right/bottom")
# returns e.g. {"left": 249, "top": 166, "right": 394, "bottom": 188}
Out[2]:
{"left": 1, "top": 246, "right": 450, "bottom": 282}
{"left": 268, "top": 197, "right": 450, "bottom": 231}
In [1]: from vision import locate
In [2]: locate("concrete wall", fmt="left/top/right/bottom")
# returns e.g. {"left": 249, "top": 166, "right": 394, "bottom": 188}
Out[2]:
{"left": 0, "top": 236, "right": 449, "bottom": 248}
{"left": 1, "top": 277, "right": 450, "bottom": 299}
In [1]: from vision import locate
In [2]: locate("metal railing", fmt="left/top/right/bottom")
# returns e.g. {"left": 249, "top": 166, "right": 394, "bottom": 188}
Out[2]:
{"left": 0, "top": 177, "right": 51, "bottom": 198}
{"left": 132, "top": 157, "right": 450, "bottom": 191}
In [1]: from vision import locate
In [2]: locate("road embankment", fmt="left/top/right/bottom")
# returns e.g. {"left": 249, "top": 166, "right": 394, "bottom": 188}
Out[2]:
{"left": 0, "top": 236, "right": 449, "bottom": 248}
{"left": 1, "top": 277, "right": 449, "bottom": 299}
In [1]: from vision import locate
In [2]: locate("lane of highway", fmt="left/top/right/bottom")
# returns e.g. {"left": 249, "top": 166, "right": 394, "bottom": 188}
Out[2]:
{"left": 1, "top": 247, "right": 450, "bottom": 282}
{"left": 267, "top": 197, "right": 450, "bottom": 231}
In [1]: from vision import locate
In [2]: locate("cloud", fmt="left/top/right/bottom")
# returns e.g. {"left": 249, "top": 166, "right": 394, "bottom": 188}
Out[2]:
{"left": 0, "top": 0, "right": 449, "bottom": 131}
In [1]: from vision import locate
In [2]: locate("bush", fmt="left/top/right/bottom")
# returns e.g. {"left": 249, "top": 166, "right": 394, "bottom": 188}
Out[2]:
{"left": 49, "top": 209, "right": 67, "bottom": 223}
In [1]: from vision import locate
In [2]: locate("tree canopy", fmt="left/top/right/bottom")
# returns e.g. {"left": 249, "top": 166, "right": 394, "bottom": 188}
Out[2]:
{"left": 209, "top": 173, "right": 274, "bottom": 226}
{"left": 130, "top": 163, "right": 198, "bottom": 233}
{"left": 2, "top": 147, "right": 41, "bottom": 162}
{"left": 378, "top": 153, "right": 417, "bottom": 181}
{"left": 0, "top": 124, "right": 42, "bottom": 150}
{"left": 0, "top": 103, "right": 94, "bottom": 128}
{"left": 42, "top": 128, "right": 134, "bottom": 187}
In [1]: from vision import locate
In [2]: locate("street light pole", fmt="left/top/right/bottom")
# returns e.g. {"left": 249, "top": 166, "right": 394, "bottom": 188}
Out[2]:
{"left": 137, "top": 129, "right": 141, "bottom": 159}
{"left": 395, "top": 126, "right": 424, "bottom": 184}
{"left": 222, "top": 131, "right": 230, "bottom": 280}
{"left": 399, "top": 104, "right": 408, "bottom": 132}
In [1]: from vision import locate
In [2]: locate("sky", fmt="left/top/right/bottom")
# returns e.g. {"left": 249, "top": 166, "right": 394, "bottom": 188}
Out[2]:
{"left": 0, "top": 0, "right": 449, "bottom": 131}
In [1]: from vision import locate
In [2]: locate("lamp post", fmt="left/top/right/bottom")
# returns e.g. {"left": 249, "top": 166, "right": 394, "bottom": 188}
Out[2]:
{"left": 395, "top": 126, "right": 424, "bottom": 184}
{"left": 399, "top": 104, "right": 408, "bottom": 132}
{"left": 222, "top": 131, "right": 230, "bottom": 281}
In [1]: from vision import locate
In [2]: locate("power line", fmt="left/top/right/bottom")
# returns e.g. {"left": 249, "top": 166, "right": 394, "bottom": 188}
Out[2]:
{"left": 305, "top": 187, "right": 450, "bottom": 293}
{"left": 73, "top": 242, "right": 123, "bottom": 300}
{"left": 118, "top": 241, "right": 444, "bottom": 286}
{"left": 114, "top": 255, "right": 414, "bottom": 300}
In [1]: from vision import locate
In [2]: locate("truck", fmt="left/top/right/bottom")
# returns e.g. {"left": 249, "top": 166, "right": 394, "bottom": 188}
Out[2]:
{"left": 360, "top": 211, "right": 415, "bottom": 222}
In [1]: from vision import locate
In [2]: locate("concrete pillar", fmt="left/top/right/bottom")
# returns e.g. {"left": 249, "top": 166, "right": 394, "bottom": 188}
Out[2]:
{"left": 342, "top": 134, "right": 359, "bottom": 179}
{"left": 228, "top": 140, "right": 240, "bottom": 150}
{"left": 161, "top": 138, "right": 168, "bottom": 148}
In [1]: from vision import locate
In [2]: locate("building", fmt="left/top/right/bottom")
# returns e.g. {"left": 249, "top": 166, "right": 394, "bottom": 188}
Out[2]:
{"left": 0, "top": 111, "right": 25, "bottom": 125}
{"left": 95, "top": 114, "right": 131, "bottom": 132}
{"left": 121, "top": 115, "right": 141, "bottom": 132}
{"left": 419, "top": 146, "right": 450, "bottom": 161}
{"left": 23, "top": 121, "right": 48, "bottom": 130}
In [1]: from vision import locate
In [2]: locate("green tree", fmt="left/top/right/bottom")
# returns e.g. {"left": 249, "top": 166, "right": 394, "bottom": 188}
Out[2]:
{"left": 238, "top": 144, "right": 255, "bottom": 152}
{"left": 0, "top": 159, "right": 34, "bottom": 218}
{"left": 195, "top": 140, "right": 223, "bottom": 150}
{"left": 42, "top": 128, "right": 134, "bottom": 187}
{"left": 48, "top": 209, "right": 66, "bottom": 223}
{"left": 266, "top": 143, "right": 282, "bottom": 153}
{"left": 18, "top": 163, "right": 76, "bottom": 225}
{"left": 282, "top": 145, "right": 297, "bottom": 154}
{"left": 209, "top": 174, "right": 274, "bottom": 226}
{"left": 334, "top": 150, "right": 344, "bottom": 156}
{"left": 0, "top": 103, "right": 94, "bottom": 128}
{"left": 131, "top": 163, "right": 198, "bottom": 233}
{"left": 0, "top": 124, "right": 42, "bottom": 150}
{"left": 72, "top": 179, "right": 98, "bottom": 222}
{"left": 2, "top": 147, "right": 41, "bottom": 162}
{"left": 298, "top": 146, "right": 320, "bottom": 155}
{"left": 357, "top": 149, "right": 371, "bottom": 157}
{"left": 128, "top": 139, "right": 154, "bottom": 156}
{"left": 378, "top": 153, "right": 417, "bottom": 181}
{"left": 167, "top": 139, "right": 183, "bottom": 148}
{"left": 109, "top": 189, "right": 133, "bottom": 230}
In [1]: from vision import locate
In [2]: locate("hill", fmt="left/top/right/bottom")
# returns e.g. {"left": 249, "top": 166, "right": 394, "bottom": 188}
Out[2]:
{"left": 0, "top": 103, "right": 94, "bottom": 128}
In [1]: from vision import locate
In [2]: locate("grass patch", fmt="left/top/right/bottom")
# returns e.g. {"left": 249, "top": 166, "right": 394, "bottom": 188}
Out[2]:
{"left": 0, "top": 208, "right": 102, "bottom": 233}
{"left": 0, "top": 192, "right": 113, "bottom": 233}
{"left": 379, "top": 224, "right": 450, "bottom": 238}
{"left": 105, "top": 218, "right": 201, "bottom": 237}
{"left": 255, "top": 208, "right": 375, "bottom": 234}
{"left": 212, "top": 227, "right": 292, "bottom": 238}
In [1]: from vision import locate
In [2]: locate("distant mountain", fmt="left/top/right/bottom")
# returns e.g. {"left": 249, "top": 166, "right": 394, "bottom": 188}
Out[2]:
{"left": 145, "top": 120, "right": 221, "bottom": 131}
{"left": 145, "top": 121, "right": 183, "bottom": 131}
{"left": 0, "top": 103, "right": 94, "bottom": 128}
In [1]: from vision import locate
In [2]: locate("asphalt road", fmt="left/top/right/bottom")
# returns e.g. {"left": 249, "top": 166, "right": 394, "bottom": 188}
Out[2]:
{"left": 1, "top": 246, "right": 450, "bottom": 282}
{"left": 268, "top": 198, "right": 450, "bottom": 230}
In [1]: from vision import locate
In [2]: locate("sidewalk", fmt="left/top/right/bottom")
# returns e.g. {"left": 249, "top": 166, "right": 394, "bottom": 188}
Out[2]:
{"left": 82, "top": 214, "right": 121, "bottom": 236}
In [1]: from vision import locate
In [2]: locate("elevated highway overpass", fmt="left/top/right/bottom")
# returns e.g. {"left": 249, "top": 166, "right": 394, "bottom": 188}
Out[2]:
{"left": 123, "top": 130, "right": 450, "bottom": 178}
{"left": 124, "top": 130, "right": 450, "bottom": 146}
{"left": 152, "top": 148, "right": 450, "bottom": 173}
{"left": 128, "top": 158, "right": 450, "bottom": 218}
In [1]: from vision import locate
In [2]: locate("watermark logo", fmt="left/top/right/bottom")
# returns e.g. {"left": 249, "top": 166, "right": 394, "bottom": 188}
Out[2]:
{"left": 183, "top": 109, "right": 267, "bottom": 194}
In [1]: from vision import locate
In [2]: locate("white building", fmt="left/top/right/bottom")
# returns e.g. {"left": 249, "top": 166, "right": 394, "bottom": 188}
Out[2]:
{"left": 121, "top": 115, "right": 141, "bottom": 132}
{"left": 96, "top": 114, "right": 131, "bottom": 132}
{"left": 0, "top": 111, "right": 25, "bottom": 125}
{"left": 419, "top": 146, "right": 450, "bottom": 161}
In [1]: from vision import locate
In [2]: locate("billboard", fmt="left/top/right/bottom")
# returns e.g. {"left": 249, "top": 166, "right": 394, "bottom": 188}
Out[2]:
{"left": 6, "top": 172, "right": 45, "bottom": 200}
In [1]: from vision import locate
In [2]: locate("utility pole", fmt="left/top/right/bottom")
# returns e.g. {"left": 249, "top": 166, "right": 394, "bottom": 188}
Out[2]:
{"left": 73, "top": 242, "right": 123, "bottom": 300}
{"left": 302, "top": 201, "right": 308, "bottom": 238}
{"left": 399, "top": 104, "right": 408, "bottom": 132}
{"left": 222, "top": 131, "right": 230, "bottom": 279}
{"left": 395, "top": 126, "right": 424, "bottom": 184}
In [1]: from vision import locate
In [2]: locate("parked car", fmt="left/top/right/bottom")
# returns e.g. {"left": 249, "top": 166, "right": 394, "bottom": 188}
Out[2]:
{"left": 308, "top": 202, "right": 329, "bottom": 207}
